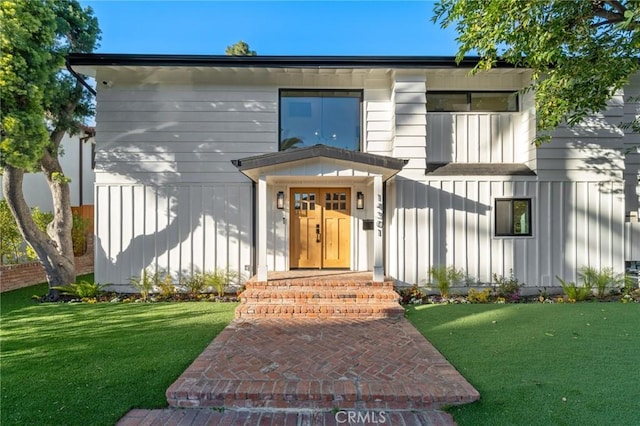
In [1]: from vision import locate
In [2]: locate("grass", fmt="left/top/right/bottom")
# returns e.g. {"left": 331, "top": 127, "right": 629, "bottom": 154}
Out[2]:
{"left": 406, "top": 303, "right": 640, "bottom": 426}
{"left": 0, "top": 277, "right": 237, "bottom": 426}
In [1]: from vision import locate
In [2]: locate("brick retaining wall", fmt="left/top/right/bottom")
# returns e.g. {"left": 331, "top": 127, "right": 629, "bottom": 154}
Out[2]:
{"left": 0, "top": 237, "right": 94, "bottom": 293}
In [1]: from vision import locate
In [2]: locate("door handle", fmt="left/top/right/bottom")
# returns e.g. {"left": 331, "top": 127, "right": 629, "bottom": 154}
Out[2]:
{"left": 316, "top": 224, "right": 321, "bottom": 242}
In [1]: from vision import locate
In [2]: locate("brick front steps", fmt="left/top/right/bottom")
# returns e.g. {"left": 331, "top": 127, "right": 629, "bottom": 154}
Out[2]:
{"left": 235, "top": 273, "right": 405, "bottom": 319}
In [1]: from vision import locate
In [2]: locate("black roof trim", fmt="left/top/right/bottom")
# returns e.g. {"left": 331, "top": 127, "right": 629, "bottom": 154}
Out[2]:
{"left": 426, "top": 162, "right": 536, "bottom": 176}
{"left": 67, "top": 53, "right": 517, "bottom": 69}
{"left": 232, "top": 145, "right": 408, "bottom": 172}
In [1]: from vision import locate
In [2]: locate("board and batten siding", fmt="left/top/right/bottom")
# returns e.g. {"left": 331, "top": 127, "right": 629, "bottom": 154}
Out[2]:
{"left": 426, "top": 89, "right": 535, "bottom": 165}
{"left": 427, "top": 113, "right": 522, "bottom": 163}
{"left": 387, "top": 177, "right": 625, "bottom": 290}
{"left": 95, "top": 183, "right": 252, "bottom": 290}
{"left": 94, "top": 85, "right": 277, "bottom": 287}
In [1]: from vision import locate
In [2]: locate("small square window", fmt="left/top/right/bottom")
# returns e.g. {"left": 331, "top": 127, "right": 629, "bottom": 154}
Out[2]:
{"left": 495, "top": 198, "right": 532, "bottom": 237}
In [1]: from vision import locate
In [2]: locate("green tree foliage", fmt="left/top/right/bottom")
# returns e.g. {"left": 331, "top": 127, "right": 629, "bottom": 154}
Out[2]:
{"left": 0, "top": 0, "right": 100, "bottom": 298}
{"left": 0, "top": 199, "right": 24, "bottom": 265}
{"left": 0, "top": 0, "right": 55, "bottom": 167}
{"left": 433, "top": 0, "right": 640, "bottom": 143}
{"left": 225, "top": 40, "right": 256, "bottom": 56}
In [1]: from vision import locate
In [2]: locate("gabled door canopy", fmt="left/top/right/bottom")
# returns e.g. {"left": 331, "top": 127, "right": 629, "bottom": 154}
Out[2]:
{"left": 231, "top": 145, "right": 407, "bottom": 181}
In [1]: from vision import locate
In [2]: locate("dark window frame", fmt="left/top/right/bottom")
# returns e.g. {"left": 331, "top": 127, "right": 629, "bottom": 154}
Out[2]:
{"left": 278, "top": 89, "right": 364, "bottom": 152}
{"left": 495, "top": 198, "right": 533, "bottom": 237}
{"left": 426, "top": 91, "right": 519, "bottom": 112}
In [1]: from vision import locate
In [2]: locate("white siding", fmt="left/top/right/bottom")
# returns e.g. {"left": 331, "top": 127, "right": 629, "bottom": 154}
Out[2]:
{"left": 89, "top": 65, "right": 638, "bottom": 292}
{"left": 95, "top": 183, "right": 252, "bottom": 290}
{"left": 623, "top": 73, "right": 640, "bottom": 214}
{"left": 538, "top": 93, "right": 626, "bottom": 181}
{"left": 95, "top": 85, "right": 278, "bottom": 185}
{"left": 388, "top": 177, "right": 625, "bottom": 290}
{"left": 393, "top": 75, "right": 427, "bottom": 175}
{"left": 93, "top": 84, "right": 271, "bottom": 287}
{"left": 365, "top": 89, "right": 393, "bottom": 156}
{"left": 427, "top": 113, "right": 521, "bottom": 163}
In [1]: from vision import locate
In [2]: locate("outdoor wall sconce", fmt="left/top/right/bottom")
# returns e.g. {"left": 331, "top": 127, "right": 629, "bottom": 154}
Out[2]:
{"left": 276, "top": 191, "right": 285, "bottom": 209}
{"left": 356, "top": 192, "right": 364, "bottom": 209}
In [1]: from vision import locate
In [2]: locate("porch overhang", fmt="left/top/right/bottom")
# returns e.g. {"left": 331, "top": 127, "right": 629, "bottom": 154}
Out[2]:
{"left": 231, "top": 145, "right": 407, "bottom": 181}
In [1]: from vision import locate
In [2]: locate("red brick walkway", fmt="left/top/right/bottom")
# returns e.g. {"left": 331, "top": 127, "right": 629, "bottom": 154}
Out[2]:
{"left": 117, "top": 408, "right": 457, "bottom": 425}
{"left": 117, "top": 316, "right": 479, "bottom": 425}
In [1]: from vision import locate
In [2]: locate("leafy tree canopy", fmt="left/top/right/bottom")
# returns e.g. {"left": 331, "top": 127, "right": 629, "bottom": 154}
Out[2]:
{"left": 1, "top": 0, "right": 100, "bottom": 168}
{"left": 433, "top": 0, "right": 640, "bottom": 143}
{"left": 225, "top": 40, "right": 257, "bottom": 56}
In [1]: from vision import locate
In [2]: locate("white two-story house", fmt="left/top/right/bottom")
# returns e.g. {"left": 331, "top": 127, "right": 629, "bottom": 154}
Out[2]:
{"left": 67, "top": 54, "right": 640, "bottom": 292}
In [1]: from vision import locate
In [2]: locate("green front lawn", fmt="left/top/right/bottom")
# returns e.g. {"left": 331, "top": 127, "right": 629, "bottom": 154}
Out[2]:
{"left": 407, "top": 303, "right": 640, "bottom": 426}
{"left": 0, "top": 282, "right": 237, "bottom": 426}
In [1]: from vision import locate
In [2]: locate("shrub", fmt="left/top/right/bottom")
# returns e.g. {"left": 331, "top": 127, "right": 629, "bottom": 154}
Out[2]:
{"left": 155, "top": 272, "right": 175, "bottom": 299}
{"left": 0, "top": 199, "right": 25, "bottom": 265}
{"left": 468, "top": 288, "right": 491, "bottom": 303}
{"left": 557, "top": 276, "right": 591, "bottom": 302}
{"left": 182, "top": 272, "right": 206, "bottom": 297}
{"left": 579, "top": 266, "right": 622, "bottom": 298}
{"left": 493, "top": 270, "right": 523, "bottom": 302}
{"left": 397, "top": 284, "right": 427, "bottom": 305}
{"left": 429, "top": 265, "right": 465, "bottom": 298}
{"left": 71, "top": 212, "right": 90, "bottom": 256}
{"left": 52, "top": 280, "right": 104, "bottom": 298}
{"left": 130, "top": 269, "right": 155, "bottom": 301}
{"left": 204, "top": 268, "right": 238, "bottom": 296}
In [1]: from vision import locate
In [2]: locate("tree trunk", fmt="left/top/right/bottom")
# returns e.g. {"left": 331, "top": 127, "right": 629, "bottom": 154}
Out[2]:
{"left": 2, "top": 164, "right": 76, "bottom": 301}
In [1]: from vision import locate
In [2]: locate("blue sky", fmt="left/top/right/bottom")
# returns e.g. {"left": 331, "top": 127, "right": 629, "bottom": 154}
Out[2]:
{"left": 80, "top": 1, "right": 461, "bottom": 56}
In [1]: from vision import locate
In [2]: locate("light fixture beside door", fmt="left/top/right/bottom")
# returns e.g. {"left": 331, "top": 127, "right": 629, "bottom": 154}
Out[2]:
{"left": 356, "top": 191, "right": 364, "bottom": 209}
{"left": 276, "top": 191, "right": 285, "bottom": 209}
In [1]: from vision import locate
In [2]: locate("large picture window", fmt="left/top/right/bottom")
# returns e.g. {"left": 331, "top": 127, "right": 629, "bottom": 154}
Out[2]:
{"left": 495, "top": 198, "right": 532, "bottom": 237}
{"left": 427, "top": 91, "right": 518, "bottom": 112}
{"left": 279, "top": 90, "right": 362, "bottom": 151}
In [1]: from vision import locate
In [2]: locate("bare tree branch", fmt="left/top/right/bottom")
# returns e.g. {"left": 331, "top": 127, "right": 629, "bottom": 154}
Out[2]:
{"left": 604, "top": 0, "right": 627, "bottom": 15}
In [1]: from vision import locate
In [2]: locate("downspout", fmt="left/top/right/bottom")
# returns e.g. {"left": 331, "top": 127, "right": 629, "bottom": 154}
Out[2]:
{"left": 78, "top": 137, "right": 83, "bottom": 206}
{"left": 66, "top": 58, "right": 96, "bottom": 96}
{"left": 67, "top": 58, "right": 95, "bottom": 210}
{"left": 251, "top": 182, "right": 256, "bottom": 277}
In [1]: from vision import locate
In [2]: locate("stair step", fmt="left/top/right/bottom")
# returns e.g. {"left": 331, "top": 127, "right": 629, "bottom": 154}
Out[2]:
{"left": 235, "top": 303, "right": 405, "bottom": 319}
{"left": 166, "top": 377, "right": 467, "bottom": 410}
{"left": 240, "top": 289, "right": 400, "bottom": 302}
{"left": 244, "top": 280, "right": 395, "bottom": 289}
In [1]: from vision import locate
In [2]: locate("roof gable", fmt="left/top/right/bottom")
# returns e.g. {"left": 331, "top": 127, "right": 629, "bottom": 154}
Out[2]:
{"left": 232, "top": 145, "right": 407, "bottom": 182}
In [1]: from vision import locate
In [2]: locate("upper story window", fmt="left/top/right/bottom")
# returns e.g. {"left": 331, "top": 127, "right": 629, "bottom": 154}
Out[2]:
{"left": 427, "top": 91, "right": 518, "bottom": 112}
{"left": 279, "top": 90, "right": 362, "bottom": 151}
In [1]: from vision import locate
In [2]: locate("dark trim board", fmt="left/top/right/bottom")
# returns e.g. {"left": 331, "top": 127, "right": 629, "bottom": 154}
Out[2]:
{"left": 67, "top": 53, "right": 517, "bottom": 69}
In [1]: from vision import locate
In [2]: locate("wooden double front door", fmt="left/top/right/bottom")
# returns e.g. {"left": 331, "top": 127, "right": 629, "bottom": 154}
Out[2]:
{"left": 290, "top": 188, "right": 351, "bottom": 269}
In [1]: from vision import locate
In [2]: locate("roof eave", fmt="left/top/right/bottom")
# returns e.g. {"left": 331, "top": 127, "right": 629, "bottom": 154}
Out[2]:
{"left": 67, "top": 53, "right": 518, "bottom": 69}
{"left": 232, "top": 145, "right": 407, "bottom": 182}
